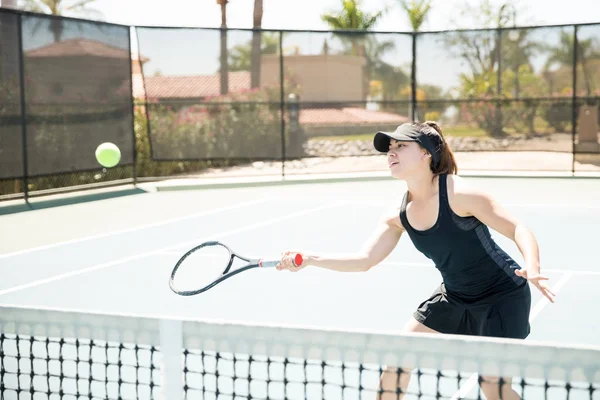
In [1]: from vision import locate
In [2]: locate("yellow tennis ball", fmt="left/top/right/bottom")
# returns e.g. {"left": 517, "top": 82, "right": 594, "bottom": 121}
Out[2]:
{"left": 95, "top": 142, "right": 121, "bottom": 168}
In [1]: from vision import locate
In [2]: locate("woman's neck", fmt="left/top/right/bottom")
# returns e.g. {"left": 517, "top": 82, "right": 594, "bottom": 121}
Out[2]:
{"left": 405, "top": 172, "right": 438, "bottom": 201}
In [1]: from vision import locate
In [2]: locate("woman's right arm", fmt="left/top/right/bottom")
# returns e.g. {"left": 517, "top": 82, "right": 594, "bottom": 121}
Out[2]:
{"left": 277, "top": 207, "right": 405, "bottom": 272}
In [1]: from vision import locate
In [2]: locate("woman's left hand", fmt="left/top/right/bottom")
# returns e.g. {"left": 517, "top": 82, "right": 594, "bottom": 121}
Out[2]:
{"left": 515, "top": 268, "right": 556, "bottom": 303}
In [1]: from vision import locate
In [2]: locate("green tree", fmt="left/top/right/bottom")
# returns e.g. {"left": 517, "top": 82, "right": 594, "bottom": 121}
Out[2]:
{"left": 332, "top": 27, "right": 410, "bottom": 104}
{"left": 398, "top": 0, "right": 433, "bottom": 120}
{"left": 229, "top": 32, "right": 279, "bottom": 72}
{"left": 503, "top": 29, "right": 541, "bottom": 98}
{"left": 503, "top": 65, "right": 548, "bottom": 133}
{"left": 321, "top": 0, "right": 383, "bottom": 30}
{"left": 398, "top": 0, "right": 432, "bottom": 31}
{"left": 442, "top": 0, "right": 542, "bottom": 136}
{"left": 321, "top": 0, "right": 384, "bottom": 55}
{"left": 364, "top": 38, "right": 409, "bottom": 101}
{"left": 321, "top": 0, "right": 387, "bottom": 102}
{"left": 544, "top": 29, "right": 600, "bottom": 96}
{"left": 444, "top": 1, "right": 521, "bottom": 84}
{"left": 321, "top": 0, "right": 383, "bottom": 31}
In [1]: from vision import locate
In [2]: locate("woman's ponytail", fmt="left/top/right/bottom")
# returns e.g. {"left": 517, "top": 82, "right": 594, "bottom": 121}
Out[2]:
{"left": 424, "top": 121, "right": 457, "bottom": 175}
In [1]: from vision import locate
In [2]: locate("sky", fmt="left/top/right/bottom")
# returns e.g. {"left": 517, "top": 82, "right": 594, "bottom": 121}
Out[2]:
{"left": 2, "top": 0, "right": 598, "bottom": 94}
{"left": 2, "top": 0, "right": 599, "bottom": 32}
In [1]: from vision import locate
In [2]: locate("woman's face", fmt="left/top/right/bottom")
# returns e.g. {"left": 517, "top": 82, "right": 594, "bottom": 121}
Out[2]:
{"left": 386, "top": 139, "right": 429, "bottom": 179}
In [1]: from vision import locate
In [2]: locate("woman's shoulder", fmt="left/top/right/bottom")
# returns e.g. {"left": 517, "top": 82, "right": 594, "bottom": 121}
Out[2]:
{"left": 445, "top": 174, "right": 493, "bottom": 217}
{"left": 445, "top": 174, "right": 486, "bottom": 197}
{"left": 380, "top": 201, "right": 406, "bottom": 232}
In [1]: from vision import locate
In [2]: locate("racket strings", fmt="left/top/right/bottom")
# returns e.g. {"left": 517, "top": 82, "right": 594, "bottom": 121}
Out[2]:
{"left": 171, "top": 243, "right": 234, "bottom": 294}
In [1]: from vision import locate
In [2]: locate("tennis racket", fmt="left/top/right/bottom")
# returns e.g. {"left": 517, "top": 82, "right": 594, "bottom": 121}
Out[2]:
{"left": 169, "top": 240, "right": 303, "bottom": 296}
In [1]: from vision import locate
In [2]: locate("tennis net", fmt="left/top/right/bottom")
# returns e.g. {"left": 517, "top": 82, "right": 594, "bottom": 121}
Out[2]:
{"left": 1, "top": 305, "right": 598, "bottom": 400}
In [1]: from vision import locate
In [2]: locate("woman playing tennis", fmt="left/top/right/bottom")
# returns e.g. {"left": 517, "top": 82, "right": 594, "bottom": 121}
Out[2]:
{"left": 276, "top": 121, "right": 556, "bottom": 400}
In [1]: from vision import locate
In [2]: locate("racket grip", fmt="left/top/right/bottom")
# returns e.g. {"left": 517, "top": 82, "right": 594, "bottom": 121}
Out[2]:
{"left": 294, "top": 253, "right": 303, "bottom": 267}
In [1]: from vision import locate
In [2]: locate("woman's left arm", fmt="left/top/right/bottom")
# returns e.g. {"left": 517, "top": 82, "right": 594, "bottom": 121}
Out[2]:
{"left": 452, "top": 180, "right": 556, "bottom": 303}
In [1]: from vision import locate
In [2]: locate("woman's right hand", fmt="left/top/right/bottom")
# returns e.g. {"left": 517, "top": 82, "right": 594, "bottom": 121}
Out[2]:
{"left": 276, "top": 251, "right": 307, "bottom": 272}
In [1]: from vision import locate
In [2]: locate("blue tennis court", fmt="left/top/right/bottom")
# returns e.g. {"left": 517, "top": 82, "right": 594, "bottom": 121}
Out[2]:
{"left": 1, "top": 175, "right": 599, "bottom": 399}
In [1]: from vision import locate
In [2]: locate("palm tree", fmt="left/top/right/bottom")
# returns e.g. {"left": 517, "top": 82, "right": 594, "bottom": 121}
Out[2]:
{"left": 217, "top": 0, "right": 229, "bottom": 95}
{"left": 229, "top": 32, "right": 279, "bottom": 72}
{"left": 321, "top": 0, "right": 385, "bottom": 102}
{"left": 365, "top": 38, "right": 408, "bottom": 101}
{"left": 321, "top": 0, "right": 383, "bottom": 30}
{"left": 544, "top": 29, "right": 600, "bottom": 96}
{"left": 398, "top": 0, "right": 432, "bottom": 120}
{"left": 321, "top": 0, "right": 383, "bottom": 56}
{"left": 250, "top": 0, "right": 262, "bottom": 88}
{"left": 21, "top": 0, "right": 101, "bottom": 42}
{"left": 398, "top": 0, "right": 432, "bottom": 31}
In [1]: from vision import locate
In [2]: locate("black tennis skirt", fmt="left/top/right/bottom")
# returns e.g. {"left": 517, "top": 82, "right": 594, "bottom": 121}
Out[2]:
{"left": 413, "top": 281, "right": 531, "bottom": 339}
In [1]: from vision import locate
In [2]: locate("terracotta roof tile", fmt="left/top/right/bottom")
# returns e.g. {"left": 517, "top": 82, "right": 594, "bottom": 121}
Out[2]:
{"left": 171, "top": 104, "right": 407, "bottom": 127}
{"left": 25, "top": 38, "right": 131, "bottom": 59}
{"left": 142, "top": 71, "right": 251, "bottom": 99}
{"left": 300, "top": 107, "right": 408, "bottom": 125}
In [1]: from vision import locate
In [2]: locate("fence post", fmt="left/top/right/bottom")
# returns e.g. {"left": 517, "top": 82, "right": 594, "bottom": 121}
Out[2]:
{"left": 571, "top": 25, "right": 578, "bottom": 176}
{"left": 411, "top": 32, "right": 417, "bottom": 121}
{"left": 128, "top": 27, "right": 137, "bottom": 185}
{"left": 278, "top": 30, "right": 286, "bottom": 179}
{"left": 495, "top": 28, "right": 504, "bottom": 137}
{"left": 16, "top": 13, "right": 29, "bottom": 202}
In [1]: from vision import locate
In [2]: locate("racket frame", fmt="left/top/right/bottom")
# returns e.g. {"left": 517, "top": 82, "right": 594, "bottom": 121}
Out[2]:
{"left": 169, "top": 240, "right": 301, "bottom": 296}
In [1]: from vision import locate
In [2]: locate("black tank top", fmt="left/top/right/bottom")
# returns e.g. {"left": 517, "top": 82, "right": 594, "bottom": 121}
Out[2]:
{"left": 399, "top": 174, "right": 526, "bottom": 298}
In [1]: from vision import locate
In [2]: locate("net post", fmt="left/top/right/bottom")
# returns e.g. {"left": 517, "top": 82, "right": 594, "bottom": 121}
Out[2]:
{"left": 159, "top": 319, "right": 184, "bottom": 400}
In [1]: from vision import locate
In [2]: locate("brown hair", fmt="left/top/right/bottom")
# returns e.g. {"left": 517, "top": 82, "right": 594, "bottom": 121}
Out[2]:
{"left": 422, "top": 121, "right": 458, "bottom": 176}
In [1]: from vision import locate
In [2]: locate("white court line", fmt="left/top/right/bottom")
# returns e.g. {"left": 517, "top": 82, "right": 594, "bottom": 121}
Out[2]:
{"left": 0, "top": 202, "right": 342, "bottom": 297}
{"left": 375, "top": 261, "right": 600, "bottom": 276}
{"left": 503, "top": 203, "right": 600, "bottom": 209}
{"left": 270, "top": 198, "right": 600, "bottom": 210}
{"left": 149, "top": 256, "right": 600, "bottom": 277}
{"left": 529, "top": 271, "right": 573, "bottom": 319}
{"left": 0, "top": 198, "right": 269, "bottom": 259}
{"left": 450, "top": 271, "right": 574, "bottom": 400}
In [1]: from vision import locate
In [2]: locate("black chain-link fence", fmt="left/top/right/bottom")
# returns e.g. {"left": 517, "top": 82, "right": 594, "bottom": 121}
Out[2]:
{"left": 0, "top": 9, "right": 135, "bottom": 200}
{"left": 2, "top": 8, "right": 599, "bottom": 201}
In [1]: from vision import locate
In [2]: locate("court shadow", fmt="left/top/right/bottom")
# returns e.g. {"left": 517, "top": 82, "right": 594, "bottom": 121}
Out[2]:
{"left": 0, "top": 187, "right": 148, "bottom": 216}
